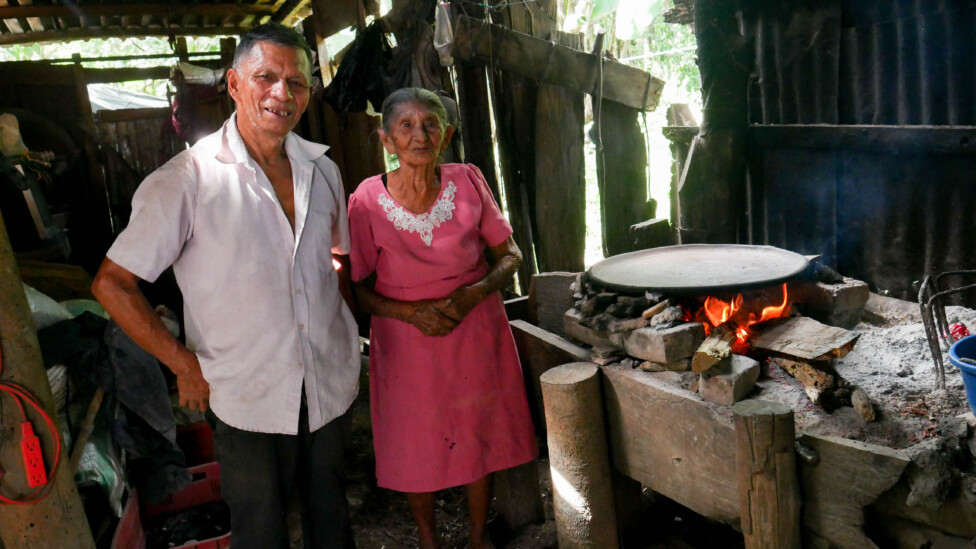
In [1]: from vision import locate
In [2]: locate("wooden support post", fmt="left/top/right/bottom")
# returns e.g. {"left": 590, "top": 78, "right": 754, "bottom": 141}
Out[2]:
{"left": 540, "top": 363, "right": 618, "bottom": 548}
{"left": 597, "top": 99, "right": 650, "bottom": 257}
{"left": 677, "top": 0, "right": 751, "bottom": 244}
{"left": 534, "top": 31, "right": 585, "bottom": 272}
{"left": 733, "top": 399, "right": 801, "bottom": 549}
{"left": 0, "top": 211, "right": 96, "bottom": 548}
{"left": 493, "top": 460, "right": 545, "bottom": 535}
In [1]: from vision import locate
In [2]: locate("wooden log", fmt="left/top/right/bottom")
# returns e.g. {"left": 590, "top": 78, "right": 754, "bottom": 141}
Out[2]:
{"left": 749, "top": 316, "right": 860, "bottom": 361}
{"left": 0, "top": 211, "right": 96, "bottom": 548}
{"left": 799, "top": 434, "right": 910, "bottom": 548}
{"left": 601, "top": 364, "right": 739, "bottom": 525}
{"left": 452, "top": 15, "right": 664, "bottom": 111}
{"left": 534, "top": 31, "right": 586, "bottom": 273}
{"left": 769, "top": 357, "right": 836, "bottom": 405}
{"left": 510, "top": 319, "right": 589, "bottom": 434}
{"left": 597, "top": 99, "right": 651, "bottom": 257}
{"left": 733, "top": 400, "right": 801, "bottom": 549}
{"left": 641, "top": 298, "right": 671, "bottom": 319}
{"left": 541, "top": 363, "right": 618, "bottom": 548}
{"left": 692, "top": 324, "right": 735, "bottom": 373}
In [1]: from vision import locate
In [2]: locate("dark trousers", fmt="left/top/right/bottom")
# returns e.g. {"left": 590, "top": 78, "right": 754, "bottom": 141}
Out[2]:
{"left": 209, "top": 402, "right": 354, "bottom": 549}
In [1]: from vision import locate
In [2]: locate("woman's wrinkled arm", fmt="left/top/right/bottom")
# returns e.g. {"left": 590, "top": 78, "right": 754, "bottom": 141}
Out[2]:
{"left": 435, "top": 236, "right": 522, "bottom": 323}
{"left": 354, "top": 273, "right": 458, "bottom": 337}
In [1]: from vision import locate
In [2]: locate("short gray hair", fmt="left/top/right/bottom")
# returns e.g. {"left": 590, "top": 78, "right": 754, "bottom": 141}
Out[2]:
{"left": 380, "top": 88, "right": 449, "bottom": 133}
{"left": 233, "top": 22, "right": 313, "bottom": 72}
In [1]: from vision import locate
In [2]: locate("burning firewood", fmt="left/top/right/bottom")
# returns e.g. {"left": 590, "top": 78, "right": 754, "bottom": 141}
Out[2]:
{"left": 692, "top": 324, "right": 736, "bottom": 373}
{"left": 749, "top": 316, "right": 860, "bottom": 362}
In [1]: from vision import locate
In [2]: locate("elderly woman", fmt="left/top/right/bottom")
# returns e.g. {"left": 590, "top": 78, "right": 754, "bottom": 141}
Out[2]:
{"left": 348, "top": 88, "right": 537, "bottom": 549}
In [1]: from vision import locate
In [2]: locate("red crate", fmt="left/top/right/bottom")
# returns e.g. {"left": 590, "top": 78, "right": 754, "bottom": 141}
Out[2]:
{"left": 111, "top": 462, "right": 230, "bottom": 549}
{"left": 176, "top": 422, "right": 216, "bottom": 467}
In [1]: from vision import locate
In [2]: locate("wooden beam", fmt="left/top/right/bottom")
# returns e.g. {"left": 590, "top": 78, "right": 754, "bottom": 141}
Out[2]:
{"left": 84, "top": 66, "right": 171, "bottom": 84}
{"left": 510, "top": 319, "right": 589, "bottom": 434}
{"left": 0, "top": 212, "right": 96, "bottom": 548}
{"left": 0, "top": 3, "right": 274, "bottom": 19}
{"left": 799, "top": 434, "right": 909, "bottom": 548}
{"left": 751, "top": 125, "right": 976, "bottom": 154}
{"left": 95, "top": 107, "right": 171, "bottom": 124}
{"left": 0, "top": 26, "right": 252, "bottom": 46}
{"left": 271, "top": 0, "right": 305, "bottom": 24}
{"left": 602, "top": 364, "right": 740, "bottom": 526}
{"left": 534, "top": 31, "right": 585, "bottom": 272}
{"left": 452, "top": 15, "right": 664, "bottom": 111}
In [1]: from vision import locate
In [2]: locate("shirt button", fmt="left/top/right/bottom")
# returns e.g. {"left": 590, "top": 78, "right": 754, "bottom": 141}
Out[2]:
{"left": 295, "top": 289, "right": 303, "bottom": 295}
{"left": 299, "top": 324, "right": 305, "bottom": 330}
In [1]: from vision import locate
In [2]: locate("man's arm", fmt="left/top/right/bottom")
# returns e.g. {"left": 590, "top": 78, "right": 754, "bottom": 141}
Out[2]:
{"left": 91, "top": 257, "right": 210, "bottom": 411}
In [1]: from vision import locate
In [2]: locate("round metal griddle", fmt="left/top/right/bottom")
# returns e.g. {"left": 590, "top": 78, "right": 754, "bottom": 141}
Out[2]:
{"left": 588, "top": 244, "right": 810, "bottom": 296}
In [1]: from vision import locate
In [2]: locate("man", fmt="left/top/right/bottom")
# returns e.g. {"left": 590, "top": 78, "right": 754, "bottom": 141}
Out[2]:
{"left": 92, "top": 23, "right": 359, "bottom": 549}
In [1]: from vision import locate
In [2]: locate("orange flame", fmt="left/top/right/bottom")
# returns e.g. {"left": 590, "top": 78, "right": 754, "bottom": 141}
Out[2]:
{"left": 685, "top": 283, "right": 791, "bottom": 346}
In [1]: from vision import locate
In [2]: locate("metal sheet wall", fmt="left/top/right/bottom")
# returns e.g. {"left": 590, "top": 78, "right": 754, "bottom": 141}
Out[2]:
{"left": 742, "top": 1, "right": 976, "bottom": 299}
{"left": 756, "top": 145, "right": 976, "bottom": 299}
{"left": 746, "top": 0, "right": 976, "bottom": 125}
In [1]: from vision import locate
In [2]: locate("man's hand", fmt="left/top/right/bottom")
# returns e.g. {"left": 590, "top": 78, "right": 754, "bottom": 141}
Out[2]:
{"left": 175, "top": 355, "right": 210, "bottom": 412}
{"left": 408, "top": 300, "right": 459, "bottom": 337}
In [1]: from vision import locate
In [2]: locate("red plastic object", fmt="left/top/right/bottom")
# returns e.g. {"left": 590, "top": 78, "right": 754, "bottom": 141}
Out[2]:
{"left": 176, "top": 422, "right": 216, "bottom": 467}
{"left": 111, "top": 462, "right": 230, "bottom": 549}
{"left": 952, "top": 323, "right": 971, "bottom": 341}
{"left": 21, "top": 422, "right": 46, "bottom": 487}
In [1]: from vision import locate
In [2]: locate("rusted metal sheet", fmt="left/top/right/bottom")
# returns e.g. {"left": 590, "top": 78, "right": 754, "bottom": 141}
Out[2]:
{"left": 745, "top": 0, "right": 976, "bottom": 126}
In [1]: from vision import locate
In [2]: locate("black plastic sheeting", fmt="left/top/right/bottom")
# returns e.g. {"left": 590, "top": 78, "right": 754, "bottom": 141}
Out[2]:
{"left": 745, "top": 0, "right": 976, "bottom": 125}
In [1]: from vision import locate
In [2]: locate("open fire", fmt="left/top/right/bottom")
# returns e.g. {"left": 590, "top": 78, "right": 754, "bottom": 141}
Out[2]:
{"left": 682, "top": 283, "right": 792, "bottom": 351}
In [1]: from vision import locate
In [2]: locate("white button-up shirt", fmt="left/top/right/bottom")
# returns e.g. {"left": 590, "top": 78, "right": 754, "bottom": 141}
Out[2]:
{"left": 107, "top": 115, "right": 360, "bottom": 434}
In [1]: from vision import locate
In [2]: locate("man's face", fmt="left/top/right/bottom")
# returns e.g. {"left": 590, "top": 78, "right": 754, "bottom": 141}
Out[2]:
{"left": 227, "top": 41, "right": 312, "bottom": 144}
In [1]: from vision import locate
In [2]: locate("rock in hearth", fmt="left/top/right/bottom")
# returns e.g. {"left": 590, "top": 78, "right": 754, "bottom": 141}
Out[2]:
{"left": 564, "top": 308, "right": 622, "bottom": 348}
{"left": 905, "top": 438, "right": 961, "bottom": 511}
{"left": 622, "top": 322, "right": 705, "bottom": 364}
{"left": 650, "top": 305, "right": 684, "bottom": 327}
{"left": 699, "top": 355, "right": 760, "bottom": 406}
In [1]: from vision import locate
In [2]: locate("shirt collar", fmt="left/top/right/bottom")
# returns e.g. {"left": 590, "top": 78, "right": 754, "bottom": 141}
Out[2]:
{"left": 214, "top": 112, "right": 330, "bottom": 165}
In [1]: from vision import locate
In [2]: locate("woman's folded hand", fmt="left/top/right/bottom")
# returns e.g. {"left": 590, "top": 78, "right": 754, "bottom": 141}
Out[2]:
{"left": 408, "top": 300, "right": 459, "bottom": 337}
{"left": 434, "top": 285, "right": 483, "bottom": 324}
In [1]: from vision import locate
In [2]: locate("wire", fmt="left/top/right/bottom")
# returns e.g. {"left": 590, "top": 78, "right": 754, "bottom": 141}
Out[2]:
{"left": 0, "top": 342, "right": 63, "bottom": 505}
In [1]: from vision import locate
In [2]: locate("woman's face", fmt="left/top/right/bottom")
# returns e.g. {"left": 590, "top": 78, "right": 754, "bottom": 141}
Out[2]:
{"left": 380, "top": 101, "right": 453, "bottom": 169}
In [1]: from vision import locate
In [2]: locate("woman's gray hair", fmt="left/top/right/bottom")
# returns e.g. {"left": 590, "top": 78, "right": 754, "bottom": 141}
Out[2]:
{"left": 380, "top": 88, "right": 450, "bottom": 132}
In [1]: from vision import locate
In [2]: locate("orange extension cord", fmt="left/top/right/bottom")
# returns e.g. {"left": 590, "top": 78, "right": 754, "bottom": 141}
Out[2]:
{"left": 0, "top": 342, "right": 62, "bottom": 504}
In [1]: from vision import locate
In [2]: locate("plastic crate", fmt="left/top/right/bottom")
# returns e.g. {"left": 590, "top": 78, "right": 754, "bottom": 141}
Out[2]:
{"left": 111, "top": 462, "right": 230, "bottom": 549}
{"left": 176, "top": 422, "right": 216, "bottom": 467}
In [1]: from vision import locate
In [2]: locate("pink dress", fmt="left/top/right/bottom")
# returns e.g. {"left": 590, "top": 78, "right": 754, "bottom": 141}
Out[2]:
{"left": 348, "top": 163, "right": 538, "bottom": 492}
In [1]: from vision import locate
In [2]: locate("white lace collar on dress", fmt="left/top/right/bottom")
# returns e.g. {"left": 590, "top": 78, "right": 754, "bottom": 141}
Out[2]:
{"left": 378, "top": 181, "right": 457, "bottom": 246}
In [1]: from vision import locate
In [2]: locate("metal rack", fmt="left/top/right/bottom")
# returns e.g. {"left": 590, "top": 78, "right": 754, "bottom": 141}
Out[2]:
{"left": 918, "top": 271, "right": 976, "bottom": 390}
